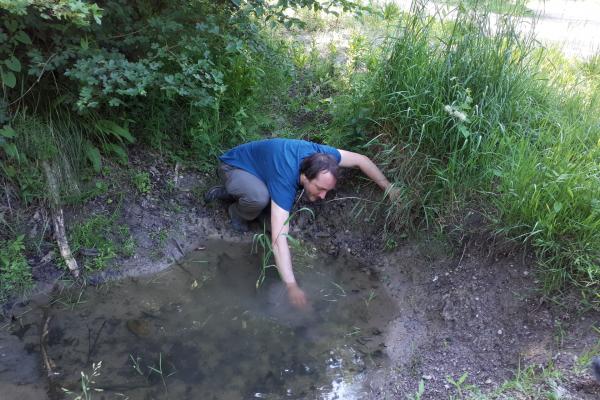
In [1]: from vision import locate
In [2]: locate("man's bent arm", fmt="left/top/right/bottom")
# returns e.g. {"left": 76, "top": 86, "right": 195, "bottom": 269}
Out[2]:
{"left": 270, "top": 201, "right": 307, "bottom": 307}
{"left": 338, "top": 150, "right": 392, "bottom": 191}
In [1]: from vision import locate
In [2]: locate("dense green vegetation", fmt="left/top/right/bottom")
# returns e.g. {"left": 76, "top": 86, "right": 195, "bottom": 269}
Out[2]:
{"left": 0, "top": 0, "right": 352, "bottom": 298}
{"left": 1, "top": 0, "right": 599, "bottom": 305}
{"left": 327, "top": 1, "right": 600, "bottom": 295}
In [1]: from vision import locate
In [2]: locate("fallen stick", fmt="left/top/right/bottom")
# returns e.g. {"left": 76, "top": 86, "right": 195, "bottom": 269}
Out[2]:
{"left": 42, "top": 160, "right": 79, "bottom": 279}
{"left": 40, "top": 314, "right": 57, "bottom": 377}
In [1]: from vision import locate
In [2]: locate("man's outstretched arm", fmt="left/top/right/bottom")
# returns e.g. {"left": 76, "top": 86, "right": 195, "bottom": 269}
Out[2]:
{"left": 270, "top": 200, "right": 307, "bottom": 308}
{"left": 339, "top": 150, "right": 396, "bottom": 194}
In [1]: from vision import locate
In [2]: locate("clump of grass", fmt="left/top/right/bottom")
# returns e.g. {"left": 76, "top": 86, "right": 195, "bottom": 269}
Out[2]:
{"left": 328, "top": 0, "right": 600, "bottom": 293}
{"left": 69, "top": 213, "right": 135, "bottom": 271}
{"left": 0, "top": 235, "right": 33, "bottom": 302}
{"left": 132, "top": 171, "right": 151, "bottom": 195}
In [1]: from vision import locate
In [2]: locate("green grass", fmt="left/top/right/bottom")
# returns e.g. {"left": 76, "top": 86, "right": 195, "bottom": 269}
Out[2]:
{"left": 132, "top": 171, "right": 151, "bottom": 195}
{"left": 0, "top": 235, "right": 33, "bottom": 302}
{"left": 327, "top": 0, "right": 600, "bottom": 294}
{"left": 69, "top": 212, "right": 135, "bottom": 271}
{"left": 477, "top": 363, "right": 563, "bottom": 399}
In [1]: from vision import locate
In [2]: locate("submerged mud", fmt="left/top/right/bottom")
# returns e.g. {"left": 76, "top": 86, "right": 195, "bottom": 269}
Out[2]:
{"left": 3, "top": 240, "right": 399, "bottom": 399}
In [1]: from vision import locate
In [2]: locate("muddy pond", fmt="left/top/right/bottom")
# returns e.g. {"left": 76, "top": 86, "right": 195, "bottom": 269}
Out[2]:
{"left": 4, "top": 240, "right": 397, "bottom": 399}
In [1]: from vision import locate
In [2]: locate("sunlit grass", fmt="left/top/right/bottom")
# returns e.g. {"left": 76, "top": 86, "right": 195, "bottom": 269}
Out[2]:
{"left": 327, "top": 0, "right": 600, "bottom": 294}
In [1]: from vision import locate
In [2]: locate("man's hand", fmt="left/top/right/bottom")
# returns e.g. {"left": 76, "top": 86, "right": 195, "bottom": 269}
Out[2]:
{"left": 386, "top": 186, "right": 401, "bottom": 202}
{"left": 286, "top": 282, "right": 308, "bottom": 309}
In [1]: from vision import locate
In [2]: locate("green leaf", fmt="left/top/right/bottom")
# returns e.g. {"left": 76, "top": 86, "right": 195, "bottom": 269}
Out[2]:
{"left": 458, "top": 125, "right": 471, "bottom": 139}
{"left": 85, "top": 143, "right": 102, "bottom": 172}
{"left": 96, "top": 120, "right": 135, "bottom": 144}
{"left": 553, "top": 201, "right": 563, "bottom": 213}
{"left": 105, "top": 143, "right": 128, "bottom": 164}
{"left": 4, "top": 19, "right": 18, "bottom": 33}
{"left": 14, "top": 31, "right": 32, "bottom": 45}
{"left": 5, "top": 56, "right": 21, "bottom": 72}
{"left": 1, "top": 70, "right": 16, "bottom": 88}
{"left": 2, "top": 164, "right": 16, "bottom": 178}
{"left": 1, "top": 142, "right": 18, "bottom": 158}
{"left": 0, "top": 126, "right": 16, "bottom": 138}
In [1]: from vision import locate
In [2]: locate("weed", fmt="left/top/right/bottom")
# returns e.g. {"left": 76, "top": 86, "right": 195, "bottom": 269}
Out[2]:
{"left": 69, "top": 212, "right": 134, "bottom": 272}
{"left": 51, "top": 287, "right": 87, "bottom": 310}
{"left": 554, "top": 320, "right": 566, "bottom": 347}
{"left": 148, "top": 352, "right": 176, "bottom": 393}
{"left": 345, "top": 326, "right": 361, "bottom": 337}
{"left": 149, "top": 228, "right": 168, "bottom": 259}
{"left": 386, "top": 3, "right": 402, "bottom": 19}
{"left": 575, "top": 334, "right": 600, "bottom": 374}
{"left": 62, "top": 361, "right": 103, "bottom": 400}
{"left": 118, "top": 226, "right": 136, "bottom": 257}
{"left": 252, "top": 226, "right": 277, "bottom": 289}
{"left": 447, "top": 372, "right": 474, "bottom": 399}
{"left": 132, "top": 171, "right": 151, "bottom": 195}
{"left": 384, "top": 237, "right": 398, "bottom": 251}
{"left": 129, "top": 354, "right": 144, "bottom": 377}
{"left": 252, "top": 207, "right": 314, "bottom": 288}
{"left": 0, "top": 234, "right": 33, "bottom": 302}
{"left": 330, "top": 281, "right": 346, "bottom": 296}
{"left": 487, "top": 362, "right": 562, "bottom": 399}
{"left": 364, "top": 289, "right": 376, "bottom": 307}
{"left": 406, "top": 379, "right": 425, "bottom": 400}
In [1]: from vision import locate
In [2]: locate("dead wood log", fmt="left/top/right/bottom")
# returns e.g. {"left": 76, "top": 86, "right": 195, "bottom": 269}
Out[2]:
{"left": 42, "top": 160, "right": 79, "bottom": 279}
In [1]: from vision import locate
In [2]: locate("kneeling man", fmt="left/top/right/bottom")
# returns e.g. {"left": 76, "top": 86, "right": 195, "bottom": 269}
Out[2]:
{"left": 205, "top": 138, "right": 396, "bottom": 308}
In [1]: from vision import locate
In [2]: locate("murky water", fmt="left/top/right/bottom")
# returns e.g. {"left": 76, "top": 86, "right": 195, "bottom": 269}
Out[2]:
{"left": 16, "top": 240, "right": 396, "bottom": 399}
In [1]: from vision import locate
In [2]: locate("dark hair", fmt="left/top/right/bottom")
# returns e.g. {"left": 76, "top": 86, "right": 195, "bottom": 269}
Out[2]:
{"left": 300, "top": 153, "right": 339, "bottom": 181}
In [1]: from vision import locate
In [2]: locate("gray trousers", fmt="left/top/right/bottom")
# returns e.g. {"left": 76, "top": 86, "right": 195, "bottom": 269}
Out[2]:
{"left": 218, "top": 163, "right": 270, "bottom": 221}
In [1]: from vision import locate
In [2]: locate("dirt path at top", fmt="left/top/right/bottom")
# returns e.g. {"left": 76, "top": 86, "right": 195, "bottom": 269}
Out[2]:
{"left": 528, "top": 0, "right": 600, "bottom": 58}
{"left": 384, "top": 0, "right": 600, "bottom": 59}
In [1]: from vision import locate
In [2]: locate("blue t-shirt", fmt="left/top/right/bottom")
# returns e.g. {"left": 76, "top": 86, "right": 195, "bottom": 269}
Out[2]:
{"left": 219, "top": 139, "right": 341, "bottom": 211}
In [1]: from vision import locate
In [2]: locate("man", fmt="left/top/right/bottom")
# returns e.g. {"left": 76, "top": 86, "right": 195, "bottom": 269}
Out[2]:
{"left": 205, "top": 138, "right": 396, "bottom": 308}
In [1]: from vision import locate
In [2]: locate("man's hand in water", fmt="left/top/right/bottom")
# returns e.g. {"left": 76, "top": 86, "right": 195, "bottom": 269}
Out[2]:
{"left": 286, "top": 282, "right": 308, "bottom": 309}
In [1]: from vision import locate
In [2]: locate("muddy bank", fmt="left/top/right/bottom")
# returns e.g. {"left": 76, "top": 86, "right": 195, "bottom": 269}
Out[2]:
{"left": 1, "top": 148, "right": 599, "bottom": 399}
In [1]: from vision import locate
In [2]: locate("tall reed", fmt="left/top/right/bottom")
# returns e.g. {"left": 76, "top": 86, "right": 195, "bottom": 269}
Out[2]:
{"left": 330, "top": 0, "right": 600, "bottom": 292}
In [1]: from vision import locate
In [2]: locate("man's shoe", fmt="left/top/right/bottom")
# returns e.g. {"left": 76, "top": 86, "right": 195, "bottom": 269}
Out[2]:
{"left": 228, "top": 204, "right": 249, "bottom": 233}
{"left": 204, "top": 185, "right": 233, "bottom": 203}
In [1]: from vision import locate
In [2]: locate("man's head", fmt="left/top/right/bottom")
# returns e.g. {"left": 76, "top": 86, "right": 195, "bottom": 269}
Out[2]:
{"left": 299, "top": 153, "right": 339, "bottom": 202}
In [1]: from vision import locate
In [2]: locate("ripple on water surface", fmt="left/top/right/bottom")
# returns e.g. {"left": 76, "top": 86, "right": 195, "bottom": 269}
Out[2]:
{"left": 43, "top": 240, "right": 397, "bottom": 399}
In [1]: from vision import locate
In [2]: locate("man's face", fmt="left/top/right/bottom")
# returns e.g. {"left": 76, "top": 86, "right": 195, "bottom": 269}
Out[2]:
{"left": 301, "top": 171, "right": 337, "bottom": 202}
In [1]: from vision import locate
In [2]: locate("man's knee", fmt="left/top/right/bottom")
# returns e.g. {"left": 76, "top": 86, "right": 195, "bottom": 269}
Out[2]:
{"left": 239, "top": 186, "right": 269, "bottom": 212}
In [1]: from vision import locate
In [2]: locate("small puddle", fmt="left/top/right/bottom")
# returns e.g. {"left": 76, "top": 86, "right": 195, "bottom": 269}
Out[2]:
{"left": 15, "top": 240, "right": 397, "bottom": 399}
